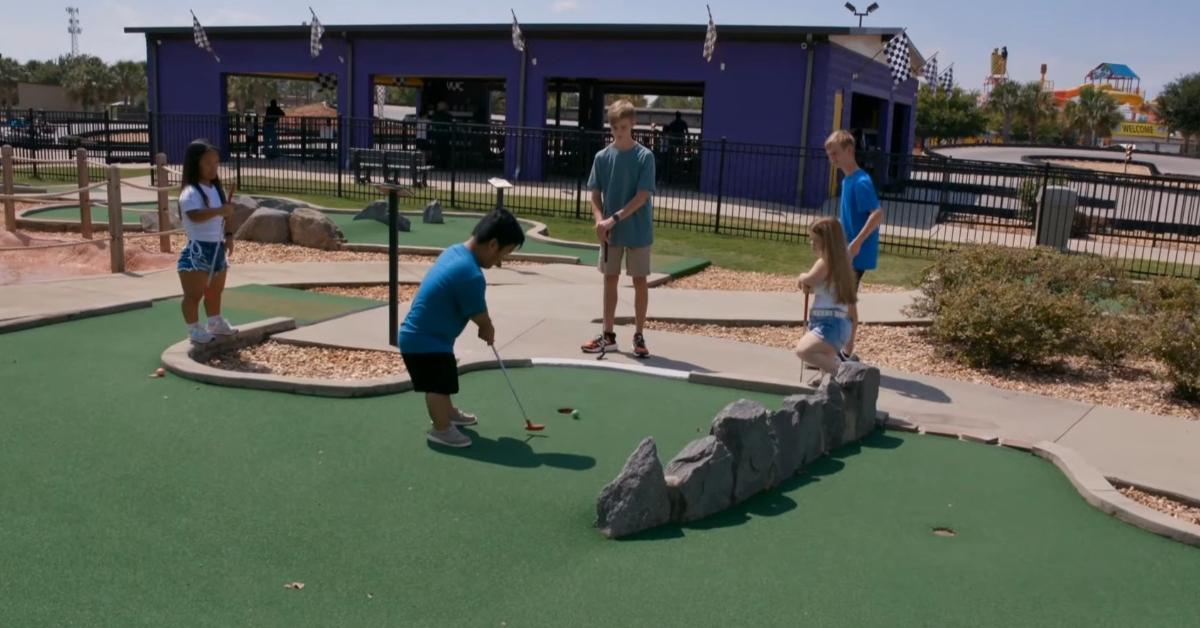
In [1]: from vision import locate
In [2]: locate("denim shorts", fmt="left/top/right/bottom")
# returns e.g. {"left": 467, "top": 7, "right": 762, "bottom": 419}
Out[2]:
{"left": 809, "top": 315, "right": 851, "bottom": 352}
{"left": 177, "top": 240, "right": 229, "bottom": 274}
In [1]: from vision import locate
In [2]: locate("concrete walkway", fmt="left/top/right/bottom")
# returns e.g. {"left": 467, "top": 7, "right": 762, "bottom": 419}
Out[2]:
{"left": 2, "top": 258, "right": 1197, "bottom": 502}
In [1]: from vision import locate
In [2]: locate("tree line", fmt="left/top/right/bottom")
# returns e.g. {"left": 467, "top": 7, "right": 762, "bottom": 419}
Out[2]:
{"left": 917, "top": 73, "right": 1200, "bottom": 153}
{"left": 0, "top": 54, "right": 147, "bottom": 111}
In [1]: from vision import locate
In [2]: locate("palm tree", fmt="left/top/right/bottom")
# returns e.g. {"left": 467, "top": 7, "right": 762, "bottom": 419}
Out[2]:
{"left": 1017, "top": 81, "right": 1055, "bottom": 143}
{"left": 986, "top": 80, "right": 1021, "bottom": 141}
{"left": 111, "top": 61, "right": 146, "bottom": 106}
{"left": 61, "top": 55, "right": 115, "bottom": 111}
{"left": 1074, "top": 85, "right": 1124, "bottom": 146}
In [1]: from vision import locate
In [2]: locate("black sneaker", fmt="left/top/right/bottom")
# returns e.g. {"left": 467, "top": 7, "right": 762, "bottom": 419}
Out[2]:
{"left": 582, "top": 332, "right": 618, "bottom": 354}
{"left": 633, "top": 332, "right": 650, "bottom": 359}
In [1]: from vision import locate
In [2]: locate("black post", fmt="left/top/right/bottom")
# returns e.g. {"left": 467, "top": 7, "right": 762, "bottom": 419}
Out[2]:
{"left": 576, "top": 127, "right": 585, "bottom": 219}
{"left": 336, "top": 117, "right": 344, "bottom": 198}
{"left": 449, "top": 124, "right": 457, "bottom": 208}
{"left": 388, "top": 187, "right": 399, "bottom": 347}
{"left": 714, "top": 137, "right": 727, "bottom": 234}
{"left": 1035, "top": 162, "right": 1051, "bottom": 240}
{"left": 103, "top": 110, "right": 112, "bottom": 163}
{"left": 234, "top": 122, "right": 242, "bottom": 186}
{"left": 28, "top": 108, "right": 38, "bottom": 179}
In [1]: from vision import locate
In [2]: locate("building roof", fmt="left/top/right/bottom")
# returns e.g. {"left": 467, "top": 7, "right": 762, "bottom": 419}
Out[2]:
{"left": 1088, "top": 63, "right": 1139, "bottom": 81}
{"left": 125, "top": 22, "right": 905, "bottom": 42}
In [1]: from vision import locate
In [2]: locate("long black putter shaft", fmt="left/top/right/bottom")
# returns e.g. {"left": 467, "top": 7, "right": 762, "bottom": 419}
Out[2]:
{"left": 490, "top": 345, "right": 543, "bottom": 430}
{"left": 387, "top": 188, "right": 398, "bottom": 346}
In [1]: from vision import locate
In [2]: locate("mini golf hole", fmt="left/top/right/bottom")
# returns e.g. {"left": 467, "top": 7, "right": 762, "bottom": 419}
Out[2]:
{"left": 932, "top": 527, "right": 957, "bottom": 538}
{"left": 557, "top": 408, "right": 575, "bottom": 414}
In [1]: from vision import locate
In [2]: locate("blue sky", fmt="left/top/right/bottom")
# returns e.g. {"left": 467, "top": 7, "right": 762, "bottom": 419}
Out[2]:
{"left": 1, "top": 0, "right": 1196, "bottom": 95}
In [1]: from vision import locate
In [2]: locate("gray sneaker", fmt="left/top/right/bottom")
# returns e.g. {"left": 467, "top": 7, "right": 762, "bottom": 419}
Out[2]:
{"left": 427, "top": 427, "right": 472, "bottom": 448}
{"left": 451, "top": 409, "right": 478, "bottom": 427}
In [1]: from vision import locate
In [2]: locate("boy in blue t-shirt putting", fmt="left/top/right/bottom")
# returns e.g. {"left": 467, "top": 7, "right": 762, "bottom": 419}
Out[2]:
{"left": 399, "top": 208, "right": 526, "bottom": 448}
{"left": 824, "top": 130, "right": 885, "bottom": 361}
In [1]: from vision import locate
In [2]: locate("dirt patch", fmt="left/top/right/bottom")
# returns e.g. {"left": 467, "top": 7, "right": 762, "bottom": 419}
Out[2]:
{"left": 1118, "top": 486, "right": 1200, "bottom": 526}
{"left": 643, "top": 322, "right": 1200, "bottom": 421}
{"left": 207, "top": 340, "right": 406, "bottom": 380}
{"left": 304, "top": 284, "right": 420, "bottom": 302}
{"left": 0, "top": 228, "right": 177, "bottom": 284}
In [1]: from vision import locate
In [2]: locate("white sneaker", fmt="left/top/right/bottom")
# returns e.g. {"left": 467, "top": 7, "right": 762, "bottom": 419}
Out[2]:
{"left": 189, "top": 325, "right": 215, "bottom": 344}
{"left": 207, "top": 316, "right": 236, "bottom": 336}
{"left": 451, "top": 409, "right": 478, "bottom": 427}
{"left": 427, "top": 427, "right": 472, "bottom": 448}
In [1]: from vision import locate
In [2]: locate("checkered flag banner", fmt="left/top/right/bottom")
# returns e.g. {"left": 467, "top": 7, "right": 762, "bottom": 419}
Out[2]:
{"left": 375, "top": 84, "right": 386, "bottom": 107}
{"left": 883, "top": 30, "right": 911, "bottom": 86}
{"left": 924, "top": 55, "right": 938, "bottom": 92}
{"left": 316, "top": 73, "right": 338, "bottom": 94}
{"left": 190, "top": 11, "right": 220, "bottom": 62}
{"left": 702, "top": 5, "right": 717, "bottom": 62}
{"left": 511, "top": 10, "right": 525, "bottom": 53}
{"left": 309, "top": 8, "right": 325, "bottom": 59}
{"left": 939, "top": 65, "right": 955, "bottom": 91}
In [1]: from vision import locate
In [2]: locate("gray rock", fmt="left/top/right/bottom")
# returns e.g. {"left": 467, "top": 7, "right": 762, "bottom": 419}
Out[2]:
{"left": 782, "top": 395, "right": 827, "bottom": 468}
{"left": 234, "top": 208, "right": 290, "bottom": 244}
{"left": 423, "top": 199, "right": 445, "bottom": 224}
{"left": 836, "top": 362, "right": 881, "bottom": 443}
{"left": 354, "top": 200, "right": 411, "bottom": 232}
{"left": 813, "top": 381, "right": 848, "bottom": 452}
{"left": 138, "top": 209, "right": 180, "bottom": 232}
{"left": 228, "top": 196, "right": 260, "bottom": 233}
{"left": 709, "top": 399, "right": 778, "bottom": 503}
{"left": 663, "top": 436, "right": 734, "bottom": 522}
{"left": 596, "top": 437, "right": 671, "bottom": 539}
{"left": 768, "top": 408, "right": 804, "bottom": 481}
{"left": 252, "top": 196, "right": 308, "bottom": 213}
{"left": 288, "top": 207, "right": 345, "bottom": 250}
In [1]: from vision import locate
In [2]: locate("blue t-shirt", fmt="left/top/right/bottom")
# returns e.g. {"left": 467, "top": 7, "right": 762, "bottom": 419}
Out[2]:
{"left": 838, "top": 169, "right": 881, "bottom": 271}
{"left": 398, "top": 244, "right": 486, "bottom": 354}
{"left": 587, "top": 143, "right": 656, "bottom": 248}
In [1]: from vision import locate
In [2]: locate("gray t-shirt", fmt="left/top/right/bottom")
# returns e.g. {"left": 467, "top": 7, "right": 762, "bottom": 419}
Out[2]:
{"left": 587, "top": 143, "right": 656, "bottom": 248}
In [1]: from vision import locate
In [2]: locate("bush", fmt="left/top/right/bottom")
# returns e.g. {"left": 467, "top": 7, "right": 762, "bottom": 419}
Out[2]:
{"left": 1144, "top": 310, "right": 1200, "bottom": 400}
{"left": 908, "top": 244, "right": 1135, "bottom": 368}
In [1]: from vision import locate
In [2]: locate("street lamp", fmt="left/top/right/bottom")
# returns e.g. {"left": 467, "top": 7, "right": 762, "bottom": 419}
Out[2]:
{"left": 845, "top": 2, "right": 880, "bottom": 27}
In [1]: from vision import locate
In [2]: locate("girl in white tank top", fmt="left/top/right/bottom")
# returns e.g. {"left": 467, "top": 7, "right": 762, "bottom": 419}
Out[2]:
{"left": 795, "top": 218, "right": 858, "bottom": 379}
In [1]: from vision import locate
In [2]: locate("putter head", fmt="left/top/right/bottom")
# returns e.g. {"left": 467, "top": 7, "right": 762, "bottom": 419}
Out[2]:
{"left": 525, "top": 422, "right": 546, "bottom": 431}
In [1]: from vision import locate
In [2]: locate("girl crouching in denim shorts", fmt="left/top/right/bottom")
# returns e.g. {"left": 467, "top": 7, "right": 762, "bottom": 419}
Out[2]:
{"left": 795, "top": 218, "right": 859, "bottom": 380}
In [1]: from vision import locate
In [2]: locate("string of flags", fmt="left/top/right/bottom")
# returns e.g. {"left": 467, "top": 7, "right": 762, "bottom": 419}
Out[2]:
{"left": 702, "top": 5, "right": 717, "bottom": 62}
{"left": 883, "top": 30, "right": 911, "bottom": 86}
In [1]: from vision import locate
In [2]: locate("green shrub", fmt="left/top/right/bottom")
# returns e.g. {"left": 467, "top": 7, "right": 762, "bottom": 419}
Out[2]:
{"left": 1144, "top": 310, "right": 1200, "bottom": 400}
{"left": 1135, "top": 277, "right": 1200, "bottom": 316}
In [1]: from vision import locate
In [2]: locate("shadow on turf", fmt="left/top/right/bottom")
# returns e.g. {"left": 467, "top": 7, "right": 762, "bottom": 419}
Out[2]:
{"left": 620, "top": 431, "right": 905, "bottom": 542}
{"left": 430, "top": 428, "right": 596, "bottom": 471}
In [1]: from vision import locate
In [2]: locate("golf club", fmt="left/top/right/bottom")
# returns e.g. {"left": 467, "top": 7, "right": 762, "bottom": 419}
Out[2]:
{"left": 206, "top": 183, "right": 236, "bottom": 289}
{"left": 802, "top": 289, "right": 810, "bottom": 375}
{"left": 490, "top": 345, "right": 545, "bottom": 431}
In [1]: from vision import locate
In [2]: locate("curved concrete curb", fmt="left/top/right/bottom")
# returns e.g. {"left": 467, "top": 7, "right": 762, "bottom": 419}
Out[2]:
{"left": 340, "top": 242, "right": 581, "bottom": 265}
{"left": 879, "top": 414, "right": 1200, "bottom": 547}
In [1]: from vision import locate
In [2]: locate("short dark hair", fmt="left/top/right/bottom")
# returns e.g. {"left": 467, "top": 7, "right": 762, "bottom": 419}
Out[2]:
{"left": 472, "top": 208, "right": 525, "bottom": 250}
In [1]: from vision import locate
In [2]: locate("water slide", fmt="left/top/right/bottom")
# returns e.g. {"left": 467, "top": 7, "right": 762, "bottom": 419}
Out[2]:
{"left": 1053, "top": 83, "right": 1144, "bottom": 107}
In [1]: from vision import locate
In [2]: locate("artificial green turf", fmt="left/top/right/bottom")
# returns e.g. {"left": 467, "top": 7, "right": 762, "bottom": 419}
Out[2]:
{"left": 23, "top": 202, "right": 160, "bottom": 226}
{"left": 219, "top": 284, "right": 383, "bottom": 326}
{"left": 1, "top": 298, "right": 1198, "bottom": 626}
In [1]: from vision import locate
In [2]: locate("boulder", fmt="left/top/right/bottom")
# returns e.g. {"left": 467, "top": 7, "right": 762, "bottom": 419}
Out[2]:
{"left": 252, "top": 197, "right": 308, "bottom": 213}
{"left": 423, "top": 199, "right": 445, "bottom": 224}
{"left": 138, "top": 209, "right": 180, "bottom": 232}
{"left": 288, "top": 207, "right": 345, "bottom": 250}
{"left": 709, "top": 399, "right": 778, "bottom": 503}
{"left": 836, "top": 362, "right": 881, "bottom": 443}
{"left": 664, "top": 436, "right": 734, "bottom": 522}
{"left": 767, "top": 408, "right": 805, "bottom": 482}
{"left": 596, "top": 437, "right": 671, "bottom": 539}
{"left": 781, "top": 395, "right": 827, "bottom": 468}
{"left": 811, "top": 381, "right": 847, "bottom": 452}
{"left": 354, "top": 200, "right": 411, "bottom": 232}
{"left": 234, "top": 208, "right": 290, "bottom": 244}
{"left": 228, "top": 196, "right": 260, "bottom": 233}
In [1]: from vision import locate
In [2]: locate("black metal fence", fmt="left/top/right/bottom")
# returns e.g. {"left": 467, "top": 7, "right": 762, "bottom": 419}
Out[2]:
{"left": 4, "top": 108, "right": 1199, "bottom": 278}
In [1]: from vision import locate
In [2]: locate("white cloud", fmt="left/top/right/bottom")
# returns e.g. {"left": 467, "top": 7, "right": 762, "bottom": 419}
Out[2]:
{"left": 551, "top": 0, "right": 581, "bottom": 13}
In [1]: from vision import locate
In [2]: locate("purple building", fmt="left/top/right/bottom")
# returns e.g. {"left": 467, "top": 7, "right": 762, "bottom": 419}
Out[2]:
{"left": 127, "top": 23, "right": 922, "bottom": 207}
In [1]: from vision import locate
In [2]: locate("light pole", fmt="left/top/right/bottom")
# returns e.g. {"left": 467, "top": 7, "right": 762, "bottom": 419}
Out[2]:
{"left": 844, "top": 2, "right": 879, "bottom": 27}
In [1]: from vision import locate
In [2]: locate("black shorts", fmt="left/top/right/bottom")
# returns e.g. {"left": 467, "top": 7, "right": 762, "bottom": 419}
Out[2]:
{"left": 401, "top": 352, "right": 459, "bottom": 395}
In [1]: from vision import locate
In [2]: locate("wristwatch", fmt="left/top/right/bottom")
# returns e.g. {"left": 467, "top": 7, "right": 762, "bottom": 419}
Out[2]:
{"left": 610, "top": 212, "right": 622, "bottom": 223}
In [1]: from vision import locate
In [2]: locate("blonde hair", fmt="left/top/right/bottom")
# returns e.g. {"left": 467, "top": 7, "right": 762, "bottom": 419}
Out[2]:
{"left": 607, "top": 99, "right": 637, "bottom": 124}
{"left": 824, "top": 129, "right": 856, "bottom": 151}
{"left": 809, "top": 218, "right": 858, "bottom": 306}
